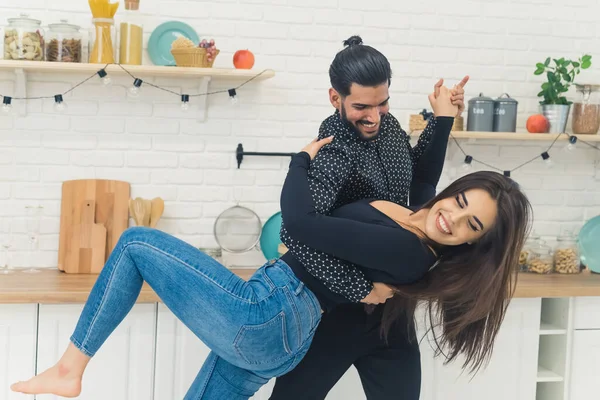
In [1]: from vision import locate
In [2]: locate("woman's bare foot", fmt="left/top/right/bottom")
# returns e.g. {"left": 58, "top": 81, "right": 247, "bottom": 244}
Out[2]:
{"left": 11, "top": 342, "right": 90, "bottom": 397}
{"left": 10, "top": 363, "right": 82, "bottom": 397}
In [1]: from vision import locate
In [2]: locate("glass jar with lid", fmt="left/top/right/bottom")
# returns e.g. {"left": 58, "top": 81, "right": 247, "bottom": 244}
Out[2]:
{"left": 3, "top": 13, "right": 45, "bottom": 61}
{"left": 118, "top": 0, "right": 143, "bottom": 65}
{"left": 520, "top": 232, "right": 540, "bottom": 272}
{"left": 45, "top": 20, "right": 82, "bottom": 63}
{"left": 527, "top": 242, "right": 554, "bottom": 274}
{"left": 553, "top": 230, "right": 582, "bottom": 274}
{"left": 572, "top": 84, "right": 600, "bottom": 135}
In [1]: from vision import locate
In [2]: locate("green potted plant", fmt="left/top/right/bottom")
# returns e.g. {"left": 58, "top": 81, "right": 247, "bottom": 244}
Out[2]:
{"left": 534, "top": 54, "right": 592, "bottom": 133}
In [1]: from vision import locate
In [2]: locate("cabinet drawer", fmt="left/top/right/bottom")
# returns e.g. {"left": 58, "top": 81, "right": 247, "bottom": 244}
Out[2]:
{"left": 573, "top": 297, "right": 600, "bottom": 329}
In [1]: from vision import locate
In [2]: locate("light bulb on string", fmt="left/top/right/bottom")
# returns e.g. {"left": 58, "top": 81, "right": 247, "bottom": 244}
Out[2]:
{"left": 566, "top": 135, "right": 578, "bottom": 152}
{"left": 53, "top": 94, "right": 67, "bottom": 113}
{"left": 96, "top": 69, "right": 112, "bottom": 86}
{"left": 228, "top": 88, "right": 238, "bottom": 105}
{"left": 504, "top": 170, "right": 511, "bottom": 178}
{"left": 128, "top": 78, "right": 143, "bottom": 97}
{"left": 181, "top": 94, "right": 190, "bottom": 111}
{"left": 461, "top": 155, "right": 473, "bottom": 172}
{"left": 1, "top": 96, "right": 12, "bottom": 114}
{"left": 541, "top": 151, "right": 553, "bottom": 168}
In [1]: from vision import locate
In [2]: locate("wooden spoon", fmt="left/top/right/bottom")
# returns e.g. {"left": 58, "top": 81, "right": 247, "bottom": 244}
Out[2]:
{"left": 143, "top": 199, "right": 151, "bottom": 227}
{"left": 150, "top": 197, "right": 165, "bottom": 228}
{"left": 133, "top": 198, "right": 146, "bottom": 227}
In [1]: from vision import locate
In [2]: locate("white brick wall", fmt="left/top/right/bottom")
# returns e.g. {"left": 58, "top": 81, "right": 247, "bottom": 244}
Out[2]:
{"left": 0, "top": 0, "right": 599, "bottom": 268}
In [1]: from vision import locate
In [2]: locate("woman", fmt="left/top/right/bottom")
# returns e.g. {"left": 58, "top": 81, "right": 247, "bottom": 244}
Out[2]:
{"left": 11, "top": 88, "right": 532, "bottom": 400}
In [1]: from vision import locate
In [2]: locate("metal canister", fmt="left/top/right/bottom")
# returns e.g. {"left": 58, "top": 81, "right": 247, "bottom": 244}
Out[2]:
{"left": 493, "top": 93, "right": 518, "bottom": 132}
{"left": 467, "top": 93, "right": 495, "bottom": 132}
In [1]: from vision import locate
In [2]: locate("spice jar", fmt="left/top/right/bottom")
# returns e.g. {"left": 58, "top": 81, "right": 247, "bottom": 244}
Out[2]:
{"left": 527, "top": 242, "right": 553, "bottom": 274}
{"left": 572, "top": 84, "right": 600, "bottom": 135}
{"left": 45, "top": 20, "right": 82, "bottom": 62}
{"left": 520, "top": 232, "right": 540, "bottom": 272}
{"left": 553, "top": 230, "right": 582, "bottom": 274}
{"left": 3, "top": 13, "right": 45, "bottom": 61}
{"left": 118, "top": 0, "right": 143, "bottom": 65}
{"left": 89, "top": 17, "right": 117, "bottom": 64}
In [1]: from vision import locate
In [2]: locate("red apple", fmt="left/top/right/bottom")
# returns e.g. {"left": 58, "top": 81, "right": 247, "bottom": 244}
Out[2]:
{"left": 233, "top": 49, "right": 255, "bottom": 69}
{"left": 526, "top": 114, "right": 549, "bottom": 133}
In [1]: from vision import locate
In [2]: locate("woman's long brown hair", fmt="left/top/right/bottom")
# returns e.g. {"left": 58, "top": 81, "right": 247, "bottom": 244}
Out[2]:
{"left": 381, "top": 171, "right": 533, "bottom": 375}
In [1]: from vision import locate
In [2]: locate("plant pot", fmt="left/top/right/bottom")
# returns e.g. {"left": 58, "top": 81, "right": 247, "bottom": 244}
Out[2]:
{"left": 541, "top": 104, "right": 571, "bottom": 133}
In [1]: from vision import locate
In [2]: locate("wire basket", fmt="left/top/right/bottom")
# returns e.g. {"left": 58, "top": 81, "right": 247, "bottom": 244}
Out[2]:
{"left": 170, "top": 48, "right": 219, "bottom": 68}
{"left": 409, "top": 114, "right": 464, "bottom": 132}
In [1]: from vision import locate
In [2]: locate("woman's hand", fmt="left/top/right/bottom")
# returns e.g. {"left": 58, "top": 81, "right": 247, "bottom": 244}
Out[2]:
{"left": 360, "top": 282, "right": 395, "bottom": 304}
{"left": 429, "top": 84, "right": 459, "bottom": 118}
{"left": 301, "top": 136, "right": 334, "bottom": 160}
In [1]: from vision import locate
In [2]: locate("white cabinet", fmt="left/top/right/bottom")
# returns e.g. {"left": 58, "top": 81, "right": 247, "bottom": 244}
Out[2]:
{"left": 153, "top": 303, "right": 275, "bottom": 400}
{"left": 418, "top": 298, "right": 541, "bottom": 400}
{"left": 0, "top": 305, "right": 37, "bottom": 400}
{"left": 35, "top": 304, "right": 156, "bottom": 400}
{"left": 568, "top": 330, "right": 600, "bottom": 400}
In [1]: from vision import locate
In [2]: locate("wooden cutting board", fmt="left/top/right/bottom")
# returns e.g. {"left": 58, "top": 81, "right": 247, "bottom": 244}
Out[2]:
{"left": 67, "top": 200, "right": 107, "bottom": 274}
{"left": 58, "top": 179, "right": 130, "bottom": 273}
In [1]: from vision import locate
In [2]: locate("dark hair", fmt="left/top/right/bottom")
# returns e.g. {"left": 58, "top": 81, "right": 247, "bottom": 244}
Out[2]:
{"left": 329, "top": 35, "right": 392, "bottom": 97}
{"left": 382, "top": 171, "right": 533, "bottom": 374}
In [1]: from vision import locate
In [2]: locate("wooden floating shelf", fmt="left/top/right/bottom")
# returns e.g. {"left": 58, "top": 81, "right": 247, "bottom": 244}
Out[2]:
{"left": 0, "top": 60, "right": 276, "bottom": 80}
{"left": 412, "top": 130, "right": 600, "bottom": 142}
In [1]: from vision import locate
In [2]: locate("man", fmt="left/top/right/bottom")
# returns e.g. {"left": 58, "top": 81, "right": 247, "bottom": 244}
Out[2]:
{"left": 272, "top": 35, "right": 468, "bottom": 399}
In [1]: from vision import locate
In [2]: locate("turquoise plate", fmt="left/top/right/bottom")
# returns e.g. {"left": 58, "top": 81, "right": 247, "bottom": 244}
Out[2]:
{"left": 148, "top": 21, "right": 199, "bottom": 66}
{"left": 260, "top": 212, "right": 283, "bottom": 261}
{"left": 578, "top": 215, "right": 600, "bottom": 273}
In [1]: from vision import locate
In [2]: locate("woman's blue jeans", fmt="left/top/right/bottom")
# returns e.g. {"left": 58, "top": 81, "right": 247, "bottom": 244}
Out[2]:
{"left": 70, "top": 227, "right": 322, "bottom": 399}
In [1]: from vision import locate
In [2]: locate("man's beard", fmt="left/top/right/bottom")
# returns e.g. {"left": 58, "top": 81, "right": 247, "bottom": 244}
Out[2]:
{"left": 340, "top": 103, "right": 384, "bottom": 141}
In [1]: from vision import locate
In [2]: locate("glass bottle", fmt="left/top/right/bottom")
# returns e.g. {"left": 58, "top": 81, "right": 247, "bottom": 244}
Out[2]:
{"left": 572, "top": 84, "right": 600, "bottom": 135}
{"left": 45, "top": 20, "right": 83, "bottom": 62}
{"left": 119, "top": 0, "right": 143, "bottom": 65}
{"left": 3, "top": 13, "right": 45, "bottom": 61}
{"left": 553, "top": 230, "right": 582, "bottom": 274}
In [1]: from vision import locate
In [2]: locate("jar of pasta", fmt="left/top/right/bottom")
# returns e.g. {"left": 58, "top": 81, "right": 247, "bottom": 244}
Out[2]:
{"left": 527, "top": 242, "right": 554, "bottom": 274}
{"left": 553, "top": 230, "right": 582, "bottom": 274}
{"left": 520, "top": 233, "right": 540, "bottom": 271}
{"left": 3, "top": 13, "right": 45, "bottom": 61}
{"left": 46, "top": 20, "right": 82, "bottom": 62}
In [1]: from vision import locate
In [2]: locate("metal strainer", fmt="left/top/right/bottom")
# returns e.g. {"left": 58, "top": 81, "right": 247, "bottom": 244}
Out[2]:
{"left": 213, "top": 205, "right": 262, "bottom": 253}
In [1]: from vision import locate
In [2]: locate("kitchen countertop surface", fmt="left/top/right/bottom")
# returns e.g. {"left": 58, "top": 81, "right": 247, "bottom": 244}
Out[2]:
{"left": 1, "top": 268, "right": 600, "bottom": 304}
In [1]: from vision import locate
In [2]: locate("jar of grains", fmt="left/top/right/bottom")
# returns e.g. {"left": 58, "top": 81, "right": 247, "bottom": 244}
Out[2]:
{"left": 520, "top": 232, "right": 541, "bottom": 272}
{"left": 572, "top": 84, "right": 600, "bottom": 135}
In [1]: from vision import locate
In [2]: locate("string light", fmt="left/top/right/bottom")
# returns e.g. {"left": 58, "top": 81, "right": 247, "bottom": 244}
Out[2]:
{"left": 504, "top": 170, "right": 511, "bottom": 177}
{"left": 461, "top": 155, "right": 473, "bottom": 172}
{"left": 228, "top": 88, "right": 238, "bottom": 105}
{"left": 566, "top": 135, "right": 578, "bottom": 151}
{"left": 96, "top": 69, "right": 112, "bottom": 86}
{"left": 1, "top": 96, "right": 12, "bottom": 113}
{"left": 541, "top": 151, "right": 553, "bottom": 168}
{"left": 128, "top": 78, "right": 143, "bottom": 97}
{"left": 181, "top": 94, "right": 190, "bottom": 111}
{"left": 53, "top": 94, "right": 67, "bottom": 113}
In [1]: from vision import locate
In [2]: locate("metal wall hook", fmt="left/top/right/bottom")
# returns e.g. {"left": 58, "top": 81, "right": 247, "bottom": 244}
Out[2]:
{"left": 236, "top": 143, "right": 296, "bottom": 168}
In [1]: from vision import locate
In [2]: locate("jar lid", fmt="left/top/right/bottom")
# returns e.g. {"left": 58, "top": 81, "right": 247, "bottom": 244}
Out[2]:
{"left": 125, "top": 0, "right": 140, "bottom": 10}
{"left": 468, "top": 92, "right": 494, "bottom": 104}
{"left": 575, "top": 84, "right": 600, "bottom": 92}
{"left": 7, "top": 13, "right": 41, "bottom": 25}
{"left": 48, "top": 19, "right": 81, "bottom": 32}
{"left": 495, "top": 93, "right": 518, "bottom": 105}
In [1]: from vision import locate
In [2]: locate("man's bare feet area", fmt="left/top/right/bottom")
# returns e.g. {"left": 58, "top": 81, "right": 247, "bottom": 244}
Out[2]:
{"left": 11, "top": 363, "right": 82, "bottom": 398}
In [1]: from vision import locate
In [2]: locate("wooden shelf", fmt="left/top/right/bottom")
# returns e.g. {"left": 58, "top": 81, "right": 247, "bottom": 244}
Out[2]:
{"left": 537, "top": 366, "right": 564, "bottom": 383}
{"left": 0, "top": 60, "right": 275, "bottom": 81}
{"left": 412, "top": 130, "right": 600, "bottom": 142}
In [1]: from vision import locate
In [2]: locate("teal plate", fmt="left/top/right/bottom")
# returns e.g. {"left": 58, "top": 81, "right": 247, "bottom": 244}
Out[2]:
{"left": 148, "top": 21, "right": 199, "bottom": 66}
{"left": 260, "top": 212, "right": 283, "bottom": 261}
{"left": 578, "top": 215, "right": 600, "bottom": 273}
